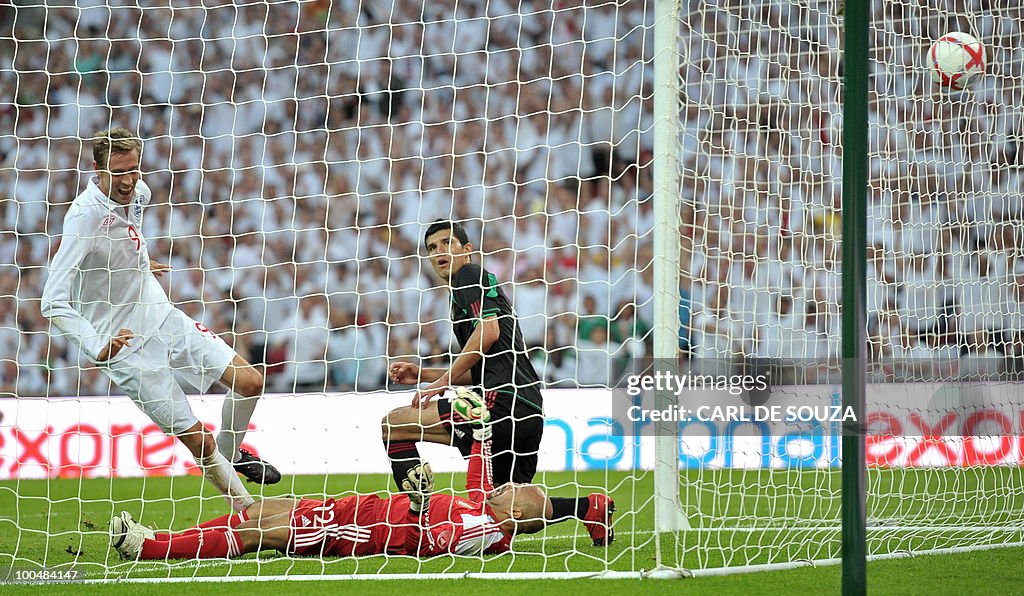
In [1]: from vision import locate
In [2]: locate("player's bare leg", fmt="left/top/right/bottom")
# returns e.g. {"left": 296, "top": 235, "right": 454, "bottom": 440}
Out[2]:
{"left": 233, "top": 512, "right": 293, "bottom": 553}
{"left": 116, "top": 505, "right": 294, "bottom": 560}
{"left": 382, "top": 402, "right": 451, "bottom": 492}
{"left": 384, "top": 401, "right": 452, "bottom": 443}
{"left": 148, "top": 497, "right": 299, "bottom": 542}
{"left": 383, "top": 396, "right": 494, "bottom": 499}
{"left": 215, "top": 354, "right": 280, "bottom": 484}
{"left": 177, "top": 421, "right": 254, "bottom": 512}
{"left": 244, "top": 497, "right": 300, "bottom": 521}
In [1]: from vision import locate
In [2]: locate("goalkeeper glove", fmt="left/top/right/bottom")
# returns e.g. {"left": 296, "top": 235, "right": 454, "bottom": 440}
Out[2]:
{"left": 451, "top": 387, "right": 492, "bottom": 442}
{"left": 402, "top": 462, "right": 434, "bottom": 514}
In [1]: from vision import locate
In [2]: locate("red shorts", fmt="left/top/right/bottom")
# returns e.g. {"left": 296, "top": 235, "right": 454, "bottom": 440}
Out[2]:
{"left": 288, "top": 495, "right": 393, "bottom": 557}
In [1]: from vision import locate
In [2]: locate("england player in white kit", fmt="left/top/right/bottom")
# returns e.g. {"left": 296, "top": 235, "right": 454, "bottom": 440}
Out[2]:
{"left": 41, "top": 128, "right": 280, "bottom": 512}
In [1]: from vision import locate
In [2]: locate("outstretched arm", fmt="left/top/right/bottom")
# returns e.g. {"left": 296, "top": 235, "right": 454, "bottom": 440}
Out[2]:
{"left": 41, "top": 213, "right": 107, "bottom": 360}
{"left": 414, "top": 317, "right": 499, "bottom": 407}
{"left": 401, "top": 465, "right": 510, "bottom": 558}
{"left": 402, "top": 500, "right": 510, "bottom": 557}
{"left": 389, "top": 361, "right": 472, "bottom": 386}
{"left": 400, "top": 464, "right": 448, "bottom": 556}
{"left": 389, "top": 360, "right": 477, "bottom": 397}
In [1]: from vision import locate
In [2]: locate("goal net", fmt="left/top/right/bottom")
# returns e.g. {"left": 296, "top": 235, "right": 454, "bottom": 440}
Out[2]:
{"left": 0, "top": 0, "right": 1022, "bottom": 584}
{"left": 671, "top": 0, "right": 1024, "bottom": 572}
{"left": 1, "top": 0, "right": 658, "bottom": 582}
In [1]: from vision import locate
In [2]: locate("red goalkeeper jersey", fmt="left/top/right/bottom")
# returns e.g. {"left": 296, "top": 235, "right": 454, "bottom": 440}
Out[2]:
{"left": 287, "top": 493, "right": 510, "bottom": 558}
{"left": 399, "top": 493, "right": 511, "bottom": 557}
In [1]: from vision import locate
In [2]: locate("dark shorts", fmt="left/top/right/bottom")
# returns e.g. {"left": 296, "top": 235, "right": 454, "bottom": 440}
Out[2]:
{"left": 437, "top": 391, "right": 544, "bottom": 485}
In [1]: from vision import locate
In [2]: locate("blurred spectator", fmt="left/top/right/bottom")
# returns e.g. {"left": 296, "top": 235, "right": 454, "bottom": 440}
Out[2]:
{"left": 4, "top": 1, "right": 1023, "bottom": 396}
{"left": 573, "top": 325, "right": 615, "bottom": 387}
{"left": 610, "top": 300, "right": 652, "bottom": 347}
{"left": 276, "top": 293, "right": 331, "bottom": 392}
{"left": 609, "top": 299, "right": 651, "bottom": 381}
{"left": 756, "top": 292, "right": 803, "bottom": 361}
{"left": 678, "top": 277, "right": 692, "bottom": 355}
{"left": 326, "top": 306, "right": 359, "bottom": 388}
{"left": 0, "top": 359, "right": 19, "bottom": 397}
{"left": 510, "top": 269, "right": 548, "bottom": 349}
{"left": 575, "top": 293, "right": 610, "bottom": 341}
{"left": 532, "top": 327, "right": 578, "bottom": 388}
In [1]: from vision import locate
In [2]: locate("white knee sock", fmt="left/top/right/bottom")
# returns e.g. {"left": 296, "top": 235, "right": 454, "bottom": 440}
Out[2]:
{"left": 217, "top": 390, "right": 260, "bottom": 462}
{"left": 198, "top": 450, "right": 254, "bottom": 513}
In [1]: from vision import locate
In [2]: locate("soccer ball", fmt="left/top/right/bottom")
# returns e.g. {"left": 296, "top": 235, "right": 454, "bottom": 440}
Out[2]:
{"left": 928, "top": 32, "right": 985, "bottom": 90}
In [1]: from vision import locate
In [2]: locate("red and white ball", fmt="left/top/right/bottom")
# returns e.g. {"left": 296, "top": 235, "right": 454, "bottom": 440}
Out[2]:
{"left": 928, "top": 32, "right": 985, "bottom": 90}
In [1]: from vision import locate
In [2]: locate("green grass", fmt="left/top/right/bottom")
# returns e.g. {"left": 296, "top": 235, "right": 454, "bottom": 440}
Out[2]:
{"left": 2, "top": 550, "right": 1024, "bottom": 595}
{"left": 1, "top": 468, "right": 1023, "bottom": 593}
{"left": 0, "top": 471, "right": 655, "bottom": 579}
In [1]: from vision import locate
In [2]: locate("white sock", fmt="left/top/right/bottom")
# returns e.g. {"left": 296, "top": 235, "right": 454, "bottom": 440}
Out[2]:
{"left": 198, "top": 450, "right": 254, "bottom": 513}
{"left": 217, "top": 390, "right": 260, "bottom": 463}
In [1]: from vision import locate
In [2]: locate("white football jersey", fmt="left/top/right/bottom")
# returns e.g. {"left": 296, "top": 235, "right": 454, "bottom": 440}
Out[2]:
{"left": 41, "top": 177, "right": 174, "bottom": 362}
{"left": 452, "top": 512, "right": 506, "bottom": 556}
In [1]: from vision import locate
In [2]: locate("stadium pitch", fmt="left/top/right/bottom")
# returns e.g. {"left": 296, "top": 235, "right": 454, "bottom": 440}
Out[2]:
{"left": 3, "top": 468, "right": 1024, "bottom": 584}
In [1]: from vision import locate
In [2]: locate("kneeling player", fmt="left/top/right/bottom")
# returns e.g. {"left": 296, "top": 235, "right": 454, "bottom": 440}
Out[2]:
{"left": 109, "top": 464, "right": 549, "bottom": 561}
{"left": 385, "top": 221, "right": 614, "bottom": 546}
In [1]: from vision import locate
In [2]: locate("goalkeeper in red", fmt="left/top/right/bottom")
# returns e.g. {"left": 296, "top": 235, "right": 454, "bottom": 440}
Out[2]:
{"left": 41, "top": 128, "right": 280, "bottom": 514}
{"left": 109, "top": 464, "right": 550, "bottom": 560}
{"left": 385, "top": 220, "right": 613, "bottom": 546}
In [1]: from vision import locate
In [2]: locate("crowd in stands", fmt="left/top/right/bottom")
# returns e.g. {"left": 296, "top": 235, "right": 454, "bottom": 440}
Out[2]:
{"left": 1, "top": 1, "right": 1022, "bottom": 396}
{"left": 678, "top": 1, "right": 1024, "bottom": 382}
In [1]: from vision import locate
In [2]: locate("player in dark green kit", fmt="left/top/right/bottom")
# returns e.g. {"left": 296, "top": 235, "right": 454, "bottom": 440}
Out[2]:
{"left": 384, "top": 220, "right": 614, "bottom": 546}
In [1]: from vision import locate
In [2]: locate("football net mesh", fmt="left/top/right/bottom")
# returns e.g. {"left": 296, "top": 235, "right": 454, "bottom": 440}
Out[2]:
{"left": 676, "top": 0, "right": 1024, "bottom": 571}
{"left": 1, "top": 0, "right": 654, "bottom": 580}
{"left": 1, "top": 0, "right": 1023, "bottom": 582}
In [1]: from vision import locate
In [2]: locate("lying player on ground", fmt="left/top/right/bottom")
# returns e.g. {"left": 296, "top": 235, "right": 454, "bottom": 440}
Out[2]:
{"left": 110, "top": 464, "right": 551, "bottom": 560}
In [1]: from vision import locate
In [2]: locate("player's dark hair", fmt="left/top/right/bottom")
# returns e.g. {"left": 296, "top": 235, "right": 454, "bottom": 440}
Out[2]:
{"left": 424, "top": 220, "right": 470, "bottom": 249}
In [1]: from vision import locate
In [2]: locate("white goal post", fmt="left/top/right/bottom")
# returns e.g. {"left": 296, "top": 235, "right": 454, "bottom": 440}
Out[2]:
{"left": 651, "top": 0, "right": 690, "bottom": 548}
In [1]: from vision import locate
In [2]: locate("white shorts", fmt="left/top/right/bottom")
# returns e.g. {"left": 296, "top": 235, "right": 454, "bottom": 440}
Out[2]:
{"left": 102, "top": 309, "right": 236, "bottom": 435}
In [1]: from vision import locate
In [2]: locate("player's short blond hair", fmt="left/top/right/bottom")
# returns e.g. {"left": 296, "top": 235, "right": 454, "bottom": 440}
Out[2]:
{"left": 92, "top": 128, "right": 142, "bottom": 168}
